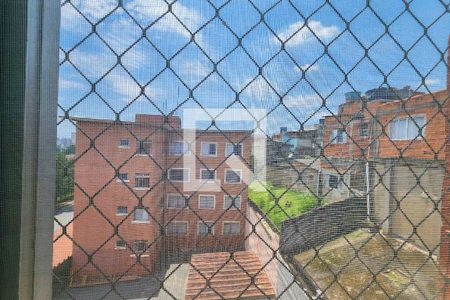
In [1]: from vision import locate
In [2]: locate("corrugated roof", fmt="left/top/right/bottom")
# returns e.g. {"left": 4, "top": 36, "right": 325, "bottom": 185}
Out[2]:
{"left": 185, "top": 251, "right": 275, "bottom": 300}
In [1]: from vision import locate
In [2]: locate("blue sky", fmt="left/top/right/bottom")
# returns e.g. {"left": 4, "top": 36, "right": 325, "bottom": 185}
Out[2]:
{"left": 58, "top": 0, "right": 449, "bottom": 138}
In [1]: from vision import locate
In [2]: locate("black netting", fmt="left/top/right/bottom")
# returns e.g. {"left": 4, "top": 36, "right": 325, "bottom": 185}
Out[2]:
{"left": 54, "top": 0, "right": 449, "bottom": 299}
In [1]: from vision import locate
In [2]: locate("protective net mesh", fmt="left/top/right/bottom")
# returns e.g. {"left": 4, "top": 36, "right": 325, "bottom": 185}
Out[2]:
{"left": 54, "top": 0, "right": 449, "bottom": 299}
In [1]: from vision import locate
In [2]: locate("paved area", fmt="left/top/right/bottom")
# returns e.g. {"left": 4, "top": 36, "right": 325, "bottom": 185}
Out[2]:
{"left": 54, "top": 264, "right": 189, "bottom": 300}
{"left": 54, "top": 205, "right": 74, "bottom": 231}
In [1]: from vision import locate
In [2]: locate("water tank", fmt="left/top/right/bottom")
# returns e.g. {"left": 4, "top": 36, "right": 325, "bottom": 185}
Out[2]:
{"left": 345, "top": 91, "right": 362, "bottom": 102}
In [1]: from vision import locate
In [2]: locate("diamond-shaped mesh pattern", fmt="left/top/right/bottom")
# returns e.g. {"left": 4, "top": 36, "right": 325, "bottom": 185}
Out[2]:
{"left": 54, "top": 0, "right": 449, "bottom": 299}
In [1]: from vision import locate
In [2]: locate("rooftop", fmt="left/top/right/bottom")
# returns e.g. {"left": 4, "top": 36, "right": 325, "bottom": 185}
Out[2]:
{"left": 185, "top": 251, "right": 276, "bottom": 300}
{"left": 294, "top": 229, "right": 439, "bottom": 299}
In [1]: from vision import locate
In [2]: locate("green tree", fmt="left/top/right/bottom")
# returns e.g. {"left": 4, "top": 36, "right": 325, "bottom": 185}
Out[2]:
{"left": 56, "top": 150, "right": 74, "bottom": 205}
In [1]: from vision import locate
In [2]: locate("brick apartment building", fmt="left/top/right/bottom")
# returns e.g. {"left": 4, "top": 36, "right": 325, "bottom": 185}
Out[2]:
{"left": 438, "top": 38, "right": 450, "bottom": 300}
{"left": 321, "top": 88, "right": 447, "bottom": 191}
{"left": 70, "top": 114, "right": 252, "bottom": 284}
{"left": 320, "top": 87, "right": 448, "bottom": 251}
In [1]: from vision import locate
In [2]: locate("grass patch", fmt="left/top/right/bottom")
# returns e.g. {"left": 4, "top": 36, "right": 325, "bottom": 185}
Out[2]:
{"left": 249, "top": 181, "right": 319, "bottom": 229}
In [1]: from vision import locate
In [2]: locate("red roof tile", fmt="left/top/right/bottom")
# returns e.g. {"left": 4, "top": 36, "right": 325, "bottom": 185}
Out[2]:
{"left": 185, "top": 251, "right": 276, "bottom": 300}
{"left": 53, "top": 223, "right": 73, "bottom": 267}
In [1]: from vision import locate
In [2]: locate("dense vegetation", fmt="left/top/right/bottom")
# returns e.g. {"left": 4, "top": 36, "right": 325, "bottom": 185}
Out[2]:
{"left": 56, "top": 147, "right": 74, "bottom": 205}
{"left": 249, "top": 181, "right": 319, "bottom": 229}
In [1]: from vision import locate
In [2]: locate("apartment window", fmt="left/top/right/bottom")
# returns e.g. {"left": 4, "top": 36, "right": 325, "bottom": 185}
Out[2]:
{"left": 118, "top": 139, "right": 130, "bottom": 148}
{"left": 116, "top": 206, "right": 127, "bottom": 215}
{"left": 199, "top": 195, "right": 215, "bottom": 209}
{"left": 328, "top": 174, "right": 342, "bottom": 189}
{"left": 133, "top": 208, "right": 149, "bottom": 222}
{"left": 223, "top": 222, "right": 241, "bottom": 235}
{"left": 359, "top": 123, "right": 368, "bottom": 137}
{"left": 115, "top": 240, "right": 126, "bottom": 250}
{"left": 168, "top": 168, "right": 189, "bottom": 182}
{"left": 136, "top": 140, "right": 151, "bottom": 155}
{"left": 201, "top": 142, "right": 217, "bottom": 156}
{"left": 198, "top": 222, "right": 214, "bottom": 236}
{"left": 169, "top": 141, "right": 188, "bottom": 155}
{"left": 226, "top": 143, "right": 243, "bottom": 156}
{"left": 331, "top": 129, "right": 347, "bottom": 144}
{"left": 200, "top": 169, "right": 216, "bottom": 181}
{"left": 117, "top": 173, "right": 129, "bottom": 182}
{"left": 225, "top": 169, "right": 241, "bottom": 184}
{"left": 224, "top": 195, "right": 241, "bottom": 210}
{"left": 132, "top": 240, "right": 148, "bottom": 253}
{"left": 166, "top": 222, "right": 188, "bottom": 235}
{"left": 389, "top": 116, "right": 425, "bottom": 140}
{"left": 135, "top": 173, "right": 150, "bottom": 188}
{"left": 167, "top": 194, "right": 186, "bottom": 209}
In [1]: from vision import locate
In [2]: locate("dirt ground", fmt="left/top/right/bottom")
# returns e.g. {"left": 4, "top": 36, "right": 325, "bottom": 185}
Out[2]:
{"left": 294, "top": 229, "right": 439, "bottom": 300}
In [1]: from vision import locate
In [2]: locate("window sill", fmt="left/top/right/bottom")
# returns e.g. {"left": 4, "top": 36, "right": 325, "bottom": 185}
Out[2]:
{"left": 116, "top": 213, "right": 128, "bottom": 216}
{"left": 131, "top": 221, "right": 150, "bottom": 224}
{"left": 115, "top": 247, "right": 127, "bottom": 250}
{"left": 130, "top": 254, "right": 150, "bottom": 257}
{"left": 134, "top": 154, "right": 151, "bottom": 157}
{"left": 224, "top": 182, "right": 242, "bottom": 184}
{"left": 118, "top": 146, "right": 130, "bottom": 149}
{"left": 116, "top": 179, "right": 130, "bottom": 183}
{"left": 133, "top": 187, "right": 150, "bottom": 191}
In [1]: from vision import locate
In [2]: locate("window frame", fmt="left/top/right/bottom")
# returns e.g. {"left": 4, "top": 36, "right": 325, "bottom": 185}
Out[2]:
{"left": 19, "top": 1, "right": 61, "bottom": 297}
{"left": 200, "top": 168, "right": 216, "bottom": 182}
{"left": 117, "top": 172, "right": 129, "bottom": 182}
{"left": 222, "top": 221, "right": 241, "bottom": 235}
{"left": 389, "top": 114, "right": 426, "bottom": 141}
{"left": 359, "top": 122, "right": 369, "bottom": 137}
{"left": 167, "top": 194, "right": 187, "bottom": 209}
{"left": 198, "top": 221, "right": 215, "bottom": 236}
{"left": 200, "top": 141, "right": 218, "bottom": 156}
{"left": 118, "top": 138, "right": 130, "bottom": 148}
{"left": 224, "top": 169, "right": 242, "bottom": 184}
{"left": 223, "top": 195, "right": 241, "bottom": 210}
{"left": 169, "top": 140, "right": 189, "bottom": 156}
{"left": 115, "top": 239, "right": 127, "bottom": 250}
{"left": 198, "top": 195, "right": 216, "bottom": 209}
{"left": 166, "top": 221, "right": 189, "bottom": 236}
{"left": 135, "top": 140, "right": 152, "bottom": 156}
{"left": 331, "top": 128, "right": 347, "bottom": 144}
{"left": 132, "top": 240, "right": 148, "bottom": 254}
{"left": 116, "top": 206, "right": 128, "bottom": 216}
{"left": 132, "top": 208, "right": 150, "bottom": 224}
{"left": 225, "top": 143, "right": 243, "bottom": 157}
{"left": 168, "top": 168, "right": 190, "bottom": 182}
{"left": 134, "top": 173, "right": 150, "bottom": 190}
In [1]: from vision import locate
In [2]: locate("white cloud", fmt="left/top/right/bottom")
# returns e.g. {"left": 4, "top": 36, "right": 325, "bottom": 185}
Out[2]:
{"left": 424, "top": 78, "right": 441, "bottom": 86}
{"left": 125, "top": 0, "right": 201, "bottom": 38}
{"left": 59, "top": 78, "right": 86, "bottom": 90}
{"left": 71, "top": 0, "right": 118, "bottom": 21}
{"left": 283, "top": 94, "right": 323, "bottom": 108}
{"left": 294, "top": 64, "right": 320, "bottom": 73}
{"left": 243, "top": 76, "right": 278, "bottom": 99}
{"left": 104, "top": 72, "right": 159, "bottom": 102}
{"left": 179, "top": 61, "right": 210, "bottom": 78}
{"left": 273, "top": 21, "right": 339, "bottom": 47}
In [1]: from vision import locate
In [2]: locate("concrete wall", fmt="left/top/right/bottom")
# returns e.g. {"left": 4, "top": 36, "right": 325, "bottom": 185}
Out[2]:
{"left": 372, "top": 159, "right": 444, "bottom": 253}
{"left": 266, "top": 160, "right": 319, "bottom": 195}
